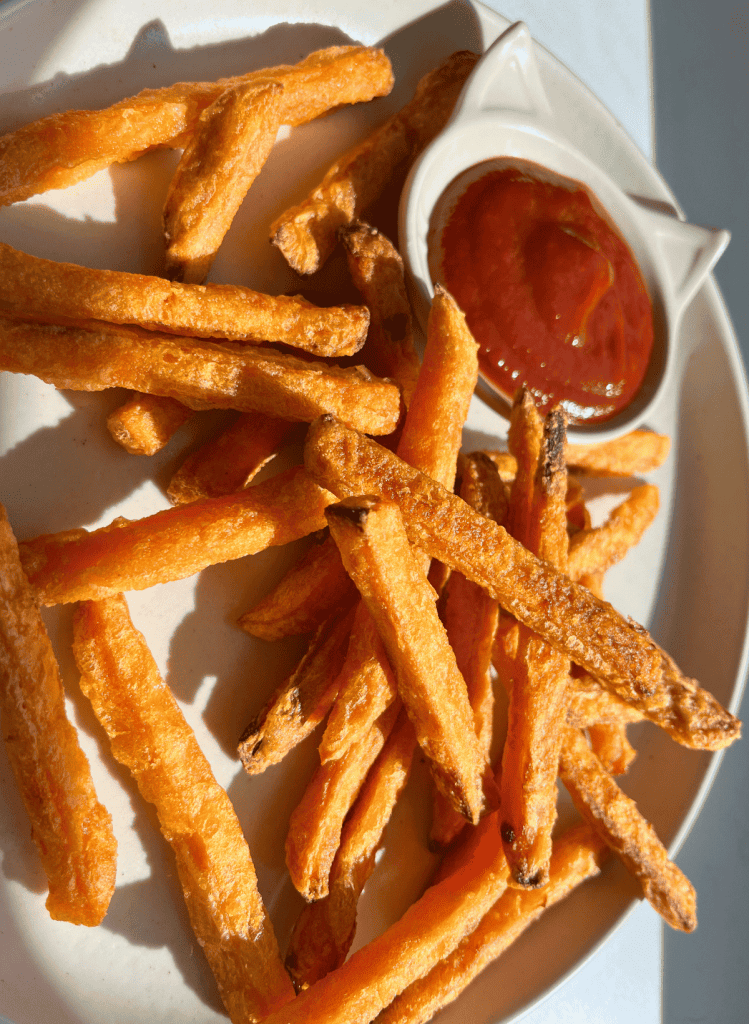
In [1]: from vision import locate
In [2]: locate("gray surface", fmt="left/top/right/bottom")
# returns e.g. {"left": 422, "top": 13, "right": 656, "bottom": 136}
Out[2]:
{"left": 652, "top": 2, "right": 749, "bottom": 1021}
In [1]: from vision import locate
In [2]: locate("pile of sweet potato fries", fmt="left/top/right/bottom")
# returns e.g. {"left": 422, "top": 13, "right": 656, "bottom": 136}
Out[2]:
{"left": 0, "top": 38, "right": 741, "bottom": 1024}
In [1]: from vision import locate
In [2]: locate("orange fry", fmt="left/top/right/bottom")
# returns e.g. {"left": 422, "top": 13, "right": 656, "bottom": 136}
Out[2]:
{"left": 237, "top": 609, "right": 354, "bottom": 775}
{"left": 340, "top": 222, "right": 421, "bottom": 407}
{"left": 0, "top": 45, "right": 394, "bottom": 206}
{"left": 567, "top": 483, "right": 660, "bottom": 580}
{"left": 0, "top": 242, "right": 368, "bottom": 357}
{"left": 304, "top": 417, "right": 741, "bottom": 751}
{"left": 168, "top": 412, "right": 295, "bottom": 504}
{"left": 164, "top": 81, "right": 283, "bottom": 284}
{"left": 72, "top": 594, "right": 294, "bottom": 1020}
{"left": 261, "top": 806, "right": 508, "bottom": 1024}
{"left": 237, "top": 532, "right": 355, "bottom": 642}
{"left": 0, "top": 315, "right": 400, "bottom": 435}
{"left": 327, "top": 497, "right": 485, "bottom": 824}
{"left": 587, "top": 722, "right": 637, "bottom": 775}
{"left": 21, "top": 465, "right": 332, "bottom": 606}
{"left": 286, "top": 708, "right": 416, "bottom": 990}
{"left": 378, "top": 824, "right": 608, "bottom": 1024}
{"left": 106, "top": 393, "right": 194, "bottom": 455}
{"left": 285, "top": 701, "right": 399, "bottom": 901}
{"left": 566, "top": 672, "right": 645, "bottom": 728}
{"left": 559, "top": 725, "right": 696, "bottom": 931}
{"left": 0, "top": 504, "right": 116, "bottom": 926}
{"left": 271, "top": 51, "right": 478, "bottom": 275}
{"left": 483, "top": 429, "right": 671, "bottom": 479}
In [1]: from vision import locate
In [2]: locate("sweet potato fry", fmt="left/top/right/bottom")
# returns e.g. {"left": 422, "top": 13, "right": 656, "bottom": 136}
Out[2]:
{"left": 0, "top": 242, "right": 369, "bottom": 357}
{"left": 566, "top": 673, "right": 645, "bottom": 729}
{"left": 260, "top": 806, "right": 509, "bottom": 1024}
{"left": 106, "top": 392, "right": 194, "bottom": 455}
{"left": 430, "top": 453, "right": 505, "bottom": 849}
{"left": 72, "top": 594, "right": 294, "bottom": 1020}
{"left": 319, "top": 285, "right": 478, "bottom": 760}
{"left": 286, "top": 708, "right": 416, "bottom": 990}
{"left": 237, "top": 532, "right": 354, "bottom": 642}
{"left": 286, "top": 701, "right": 400, "bottom": 902}
{"left": 326, "top": 497, "right": 485, "bottom": 824}
{"left": 587, "top": 722, "right": 637, "bottom": 775}
{"left": 559, "top": 725, "right": 697, "bottom": 931}
{"left": 21, "top": 465, "right": 333, "bottom": 605}
{"left": 164, "top": 81, "right": 283, "bottom": 284}
{"left": 500, "top": 400, "right": 571, "bottom": 888}
{"left": 237, "top": 609, "right": 354, "bottom": 775}
{"left": 271, "top": 51, "right": 479, "bottom": 275}
{"left": 567, "top": 483, "right": 660, "bottom": 580}
{"left": 304, "top": 417, "right": 741, "bottom": 751}
{"left": 340, "top": 222, "right": 420, "bottom": 407}
{"left": 0, "top": 314, "right": 400, "bottom": 435}
{"left": 0, "top": 45, "right": 394, "bottom": 206}
{"left": 168, "top": 412, "right": 295, "bottom": 504}
{"left": 378, "top": 824, "right": 608, "bottom": 1024}
{"left": 0, "top": 504, "right": 116, "bottom": 926}
{"left": 483, "top": 429, "right": 671, "bottom": 479}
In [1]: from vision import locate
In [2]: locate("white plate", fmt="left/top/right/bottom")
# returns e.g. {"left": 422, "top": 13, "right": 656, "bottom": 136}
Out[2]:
{"left": 1, "top": 3, "right": 748, "bottom": 1024}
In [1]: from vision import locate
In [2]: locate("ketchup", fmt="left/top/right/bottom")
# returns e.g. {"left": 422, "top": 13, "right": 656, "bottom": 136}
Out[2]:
{"left": 438, "top": 165, "right": 654, "bottom": 422}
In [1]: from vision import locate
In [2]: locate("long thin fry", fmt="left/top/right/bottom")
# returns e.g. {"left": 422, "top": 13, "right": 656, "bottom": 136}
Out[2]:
{"left": 260, "top": 808, "right": 509, "bottom": 1024}
{"left": 285, "top": 701, "right": 400, "bottom": 901}
{"left": 0, "top": 242, "right": 368, "bottom": 356}
{"left": 340, "top": 222, "right": 421, "bottom": 407}
{"left": 500, "top": 399, "right": 571, "bottom": 888}
{"left": 304, "top": 417, "right": 741, "bottom": 751}
{"left": 566, "top": 672, "right": 645, "bottom": 728}
{"left": 567, "top": 483, "right": 660, "bottom": 580}
{"left": 21, "top": 465, "right": 333, "bottom": 605}
{"left": 163, "top": 81, "right": 283, "bottom": 283}
{"left": 483, "top": 429, "right": 671, "bottom": 479}
{"left": 319, "top": 285, "right": 478, "bottom": 760}
{"left": 0, "top": 504, "right": 116, "bottom": 926}
{"left": 0, "top": 45, "right": 394, "bottom": 206}
{"left": 285, "top": 709, "right": 416, "bottom": 990}
{"left": 107, "top": 392, "right": 194, "bottom": 455}
{"left": 587, "top": 722, "right": 637, "bottom": 775}
{"left": 271, "top": 51, "right": 478, "bottom": 274}
{"left": 72, "top": 594, "right": 294, "bottom": 1020}
{"left": 326, "top": 497, "right": 485, "bottom": 824}
{"left": 167, "top": 412, "right": 295, "bottom": 505}
{"left": 559, "top": 725, "right": 696, "bottom": 931}
{"left": 237, "top": 533, "right": 354, "bottom": 642}
{"left": 0, "top": 315, "right": 400, "bottom": 435}
{"left": 237, "top": 609, "right": 354, "bottom": 775}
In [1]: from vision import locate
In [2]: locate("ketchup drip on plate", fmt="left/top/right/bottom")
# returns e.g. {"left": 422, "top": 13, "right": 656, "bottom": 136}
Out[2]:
{"left": 438, "top": 165, "right": 654, "bottom": 422}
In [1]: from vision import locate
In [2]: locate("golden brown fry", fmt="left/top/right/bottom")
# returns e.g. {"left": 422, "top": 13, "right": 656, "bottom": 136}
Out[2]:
{"left": 340, "top": 222, "right": 421, "bottom": 407}
{"left": 168, "top": 412, "right": 295, "bottom": 505}
{"left": 107, "top": 392, "right": 194, "bottom": 455}
{"left": 261, "top": 808, "right": 508, "bottom": 1024}
{"left": 0, "top": 504, "right": 116, "bottom": 926}
{"left": 286, "top": 709, "right": 416, "bottom": 990}
{"left": 0, "top": 314, "right": 400, "bottom": 435}
{"left": 21, "top": 465, "right": 332, "bottom": 605}
{"left": 566, "top": 672, "right": 645, "bottom": 728}
{"left": 430, "top": 453, "right": 506, "bottom": 849}
{"left": 326, "top": 497, "right": 485, "bottom": 824}
{"left": 0, "top": 45, "right": 394, "bottom": 206}
{"left": 559, "top": 725, "right": 696, "bottom": 931}
{"left": 318, "top": 285, "right": 478, "bottom": 761}
{"left": 304, "top": 417, "right": 741, "bottom": 751}
{"left": 500, "top": 401, "right": 570, "bottom": 888}
{"left": 483, "top": 429, "right": 671, "bottom": 479}
{"left": 72, "top": 594, "right": 294, "bottom": 1020}
{"left": 377, "top": 824, "right": 609, "bottom": 1024}
{"left": 587, "top": 722, "right": 637, "bottom": 775}
{"left": 286, "top": 701, "right": 400, "bottom": 902}
{"left": 271, "top": 51, "right": 479, "bottom": 274}
{"left": 237, "top": 609, "right": 354, "bottom": 775}
{"left": 164, "top": 81, "right": 283, "bottom": 283}
{"left": 567, "top": 483, "right": 660, "bottom": 580}
{"left": 237, "top": 532, "right": 354, "bottom": 642}
{"left": 0, "top": 242, "right": 368, "bottom": 356}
